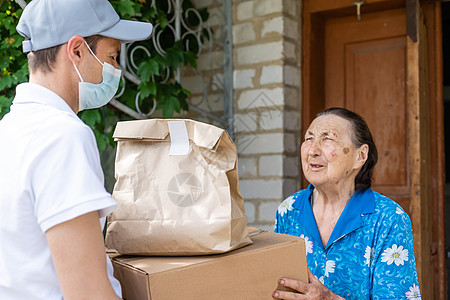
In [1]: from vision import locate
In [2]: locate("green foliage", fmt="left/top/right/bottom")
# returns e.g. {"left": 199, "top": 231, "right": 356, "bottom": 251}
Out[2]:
{"left": 0, "top": 0, "right": 209, "bottom": 152}
{"left": 0, "top": 0, "right": 28, "bottom": 118}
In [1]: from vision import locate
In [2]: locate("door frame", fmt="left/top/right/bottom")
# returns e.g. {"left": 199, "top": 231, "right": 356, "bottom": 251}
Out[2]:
{"left": 301, "top": 0, "right": 445, "bottom": 298}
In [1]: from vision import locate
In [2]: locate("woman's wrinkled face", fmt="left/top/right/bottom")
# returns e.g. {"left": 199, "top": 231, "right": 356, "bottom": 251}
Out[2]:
{"left": 301, "top": 115, "right": 361, "bottom": 189}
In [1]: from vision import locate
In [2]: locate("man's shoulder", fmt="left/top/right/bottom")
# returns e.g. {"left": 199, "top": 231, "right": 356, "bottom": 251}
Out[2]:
{"left": 42, "top": 115, "right": 96, "bottom": 151}
{"left": 23, "top": 104, "right": 92, "bottom": 140}
{"left": 2, "top": 102, "right": 92, "bottom": 148}
{"left": 11, "top": 83, "right": 88, "bottom": 133}
{"left": 41, "top": 109, "right": 89, "bottom": 132}
{"left": 10, "top": 103, "right": 96, "bottom": 154}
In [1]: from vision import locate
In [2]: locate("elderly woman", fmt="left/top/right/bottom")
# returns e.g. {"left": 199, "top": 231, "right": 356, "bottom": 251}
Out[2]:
{"left": 272, "top": 108, "right": 420, "bottom": 299}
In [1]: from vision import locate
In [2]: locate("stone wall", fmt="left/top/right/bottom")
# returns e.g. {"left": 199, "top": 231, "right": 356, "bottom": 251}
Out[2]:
{"left": 232, "top": 0, "right": 302, "bottom": 230}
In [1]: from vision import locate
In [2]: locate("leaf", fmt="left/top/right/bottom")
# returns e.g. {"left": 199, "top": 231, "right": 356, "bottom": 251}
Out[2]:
{"left": 93, "top": 130, "right": 107, "bottom": 153}
{"left": 201, "top": 27, "right": 211, "bottom": 42}
{"left": 157, "top": 10, "right": 168, "bottom": 29}
{"left": 138, "top": 83, "right": 150, "bottom": 99}
{"left": 148, "top": 59, "right": 160, "bottom": 76}
{"left": 111, "top": 0, "right": 135, "bottom": 18}
{"left": 137, "top": 61, "right": 152, "bottom": 82}
{"left": 148, "top": 82, "right": 157, "bottom": 96}
{"left": 184, "top": 51, "right": 197, "bottom": 68}
{"left": 121, "top": 88, "right": 138, "bottom": 108}
{"left": 15, "top": 63, "right": 28, "bottom": 83}
{"left": 12, "top": 35, "right": 23, "bottom": 48}
{"left": 0, "top": 95, "right": 12, "bottom": 118}
{"left": 162, "top": 97, "right": 175, "bottom": 118}
{"left": 137, "top": 59, "right": 160, "bottom": 81}
{"left": 181, "top": 88, "right": 191, "bottom": 96}
{"left": 0, "top": 75, "right": 13, "bottom": 90}
{"left": 180, "top": 98, "right": 189, "bottom": 111}
{"left": 80, "top": 109, "right": 101, "bottom": 127}
{"left": 3, "top": 17, "right": 13, "bottom": 31}
{"left": 154, "top": 55, "right": 167, "bottom": 67}
{"left": 138, "top": 81, "right": 156, "bottom": 99}
{"left": 165, "top": 48, "right": 184, "bottom": 70}
{"left": 170, "top": 95, "right": 181, "bottom": 113}
{"left": 141, "top": 7, "right": 156, "bottom": 20}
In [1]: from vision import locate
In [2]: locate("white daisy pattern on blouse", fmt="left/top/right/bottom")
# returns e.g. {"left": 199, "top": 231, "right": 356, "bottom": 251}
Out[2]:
{"left": 277, "top": 196, "right": 295, "bottom": 217}
{"left": 300, "top": 234, "right": 313, "bottom": 255}
{"left": 405, "top": 284, "right": 421, "bottom": 299}
{"left": 381, "top": 244, "right": 409, "bottom": 266}
{"left": 318, "top": 276, "right": 324, "bottom": 284}
{"left": 364, "top": 246, "right": 375, "bottom": 266}
{"left": 396, "top": 207, "right": 404, "bottom": 214}
{"left": 325, "top": 260, "right": 335, "bottom": 277}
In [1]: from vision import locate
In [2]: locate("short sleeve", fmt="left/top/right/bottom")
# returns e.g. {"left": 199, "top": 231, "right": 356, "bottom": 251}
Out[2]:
{"left": 371, "top": 205, "right": 421, "bottom": 299}
{"left": 274, "top": 210, "right": 281, "bottom": 233}
{"left": 274, "top": 194, "right": 296, "bottom": 233}
{"left": 274, "top": 203, "right": 284, "bottom": 233}
{"left": 25, "top": 116, "right": 116, "bottom": 232}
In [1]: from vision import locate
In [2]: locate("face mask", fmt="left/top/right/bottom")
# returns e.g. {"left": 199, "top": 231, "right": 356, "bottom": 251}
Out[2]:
{"left": 72, "top": 41, "right": 122, "bottom": 111}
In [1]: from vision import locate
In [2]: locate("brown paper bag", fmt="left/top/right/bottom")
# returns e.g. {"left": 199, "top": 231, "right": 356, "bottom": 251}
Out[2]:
{"left": 105, "top": 119, "right": 252, "bottom": 255}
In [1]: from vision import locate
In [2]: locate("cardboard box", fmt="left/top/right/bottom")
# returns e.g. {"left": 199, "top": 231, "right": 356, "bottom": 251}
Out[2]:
{"left": 110, "top": 230, "right": 307, "bottom": 300}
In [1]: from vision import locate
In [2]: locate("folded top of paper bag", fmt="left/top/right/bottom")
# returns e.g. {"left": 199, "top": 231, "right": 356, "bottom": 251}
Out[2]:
{"left": 113, "top": 119, "right": 232, "bottom": 152}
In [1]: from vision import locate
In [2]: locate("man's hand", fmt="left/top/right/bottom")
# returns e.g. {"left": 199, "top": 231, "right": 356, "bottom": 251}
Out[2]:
{"left": 46, "top": 211, "right": 121, "bottom": 300}
{"left": 272, "top": 268, "right": 345, "bottom": 299}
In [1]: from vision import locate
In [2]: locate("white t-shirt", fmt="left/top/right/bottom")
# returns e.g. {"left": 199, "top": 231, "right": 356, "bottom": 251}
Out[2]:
{"left": 0, "top": 83, "right": 121, "bottom": 299}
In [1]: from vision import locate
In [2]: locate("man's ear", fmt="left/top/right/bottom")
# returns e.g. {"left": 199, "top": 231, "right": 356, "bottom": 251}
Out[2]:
{"left": 66, "top": 35, "right": 86, "bottom": 65}
{"left": 355, "top": 144, "right": 369, "bottom": 169}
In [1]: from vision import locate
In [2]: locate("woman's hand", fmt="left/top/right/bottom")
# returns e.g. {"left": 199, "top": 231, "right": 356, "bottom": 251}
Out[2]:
{"left": 272, "top": 268, "right": 345, "bottom": 300}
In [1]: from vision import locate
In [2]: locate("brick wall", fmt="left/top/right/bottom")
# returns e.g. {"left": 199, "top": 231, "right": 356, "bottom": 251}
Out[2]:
{"left": 232, "top": 0, "right": 302, "bottom": 230}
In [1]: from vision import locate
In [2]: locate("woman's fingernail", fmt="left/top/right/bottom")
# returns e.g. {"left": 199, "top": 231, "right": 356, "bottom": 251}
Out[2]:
{"left": 280, "top": 279, "right": 285, "bottom": 285}
{"left": 273, "top": 292, "right": 279, "bottom": 297}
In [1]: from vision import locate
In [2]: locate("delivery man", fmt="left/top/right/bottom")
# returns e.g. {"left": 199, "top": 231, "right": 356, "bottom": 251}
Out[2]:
{"left": 0, "top": 0, "right": 152, "bottom": 298}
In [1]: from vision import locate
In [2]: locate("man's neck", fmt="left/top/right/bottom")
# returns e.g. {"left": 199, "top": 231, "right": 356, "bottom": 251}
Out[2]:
{"left": 29, "top": 70, "right": 78, "bottom": 113}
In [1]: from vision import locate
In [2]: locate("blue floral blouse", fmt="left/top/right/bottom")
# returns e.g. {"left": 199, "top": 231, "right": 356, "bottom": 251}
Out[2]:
{"left": 274, "top": 184, "right": 421, "bottom": 300}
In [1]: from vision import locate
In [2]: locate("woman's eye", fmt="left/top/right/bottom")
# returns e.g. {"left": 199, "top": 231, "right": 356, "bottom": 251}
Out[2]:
{"left": 305, "top": 137, "right": 313, "bottom": 141}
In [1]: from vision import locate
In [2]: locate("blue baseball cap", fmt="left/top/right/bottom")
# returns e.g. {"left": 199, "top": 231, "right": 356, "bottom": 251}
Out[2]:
{"left": 17, "top": 0, "right": 153, "bottom": 53}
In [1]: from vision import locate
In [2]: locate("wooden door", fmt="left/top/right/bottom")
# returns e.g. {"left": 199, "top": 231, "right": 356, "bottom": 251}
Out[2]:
{"left": 302, "top": 0, "right": 444, "bottom": 298}
{"left": 324, "top": 8, "right": 410, "bottom": 210}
